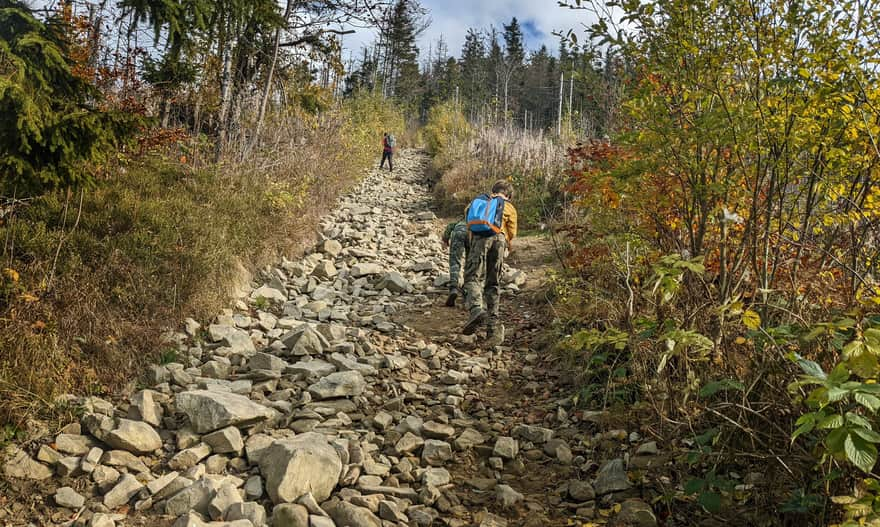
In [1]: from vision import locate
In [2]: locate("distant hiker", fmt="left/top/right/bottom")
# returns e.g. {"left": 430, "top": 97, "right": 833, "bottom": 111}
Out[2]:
{"left": 442, "top": 218, "right": 470, "bottom": 307}
{"left": 461, "top": 180, "right": 518, "bottom": 346}
{"left": 380, "top": 132, "right": 395, "bottom": 171}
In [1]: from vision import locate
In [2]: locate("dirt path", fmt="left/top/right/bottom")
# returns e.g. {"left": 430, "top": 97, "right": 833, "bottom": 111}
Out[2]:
{"left": 1, "top": 151, "right": 660, "bottom": 527}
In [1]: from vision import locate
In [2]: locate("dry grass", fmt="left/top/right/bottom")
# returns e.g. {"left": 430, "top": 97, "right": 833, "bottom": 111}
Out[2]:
{"left": 430, "top": 123, "right": 568, "bottom": 227}
{"left": 0, "top": 95, "right": 402, "bottom": 429}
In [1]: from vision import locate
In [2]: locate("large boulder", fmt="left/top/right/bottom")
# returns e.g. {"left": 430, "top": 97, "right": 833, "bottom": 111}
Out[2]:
{"left": 104, "top": 419, "right": 162, "bottom": 454}
{"left": 307, "top": 371, "right": 366, "bottom": 399}
{"left": 259, "top": 433, "right": 343, "bottom": 503}
{"left": 176, "top": 390, "right": 275, "bottom": 433}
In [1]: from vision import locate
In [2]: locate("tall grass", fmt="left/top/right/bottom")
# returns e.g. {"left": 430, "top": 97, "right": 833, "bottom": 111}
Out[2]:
{"left": 425, "top": 102, "right": 569, "bottom": 227}
{"left": 0, "top": 93, "right": 403, "bottom": 428}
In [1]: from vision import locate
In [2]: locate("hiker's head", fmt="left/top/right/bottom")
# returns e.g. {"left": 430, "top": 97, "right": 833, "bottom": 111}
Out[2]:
{"left": 491, "top": 180, "right": 513, "bottom": 200}
{"left": 383, "top": 132, "right": 388, "bottom": 137}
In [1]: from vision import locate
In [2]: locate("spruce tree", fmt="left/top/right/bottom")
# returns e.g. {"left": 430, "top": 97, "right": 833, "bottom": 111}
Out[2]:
{"left": 383, "top": 0, "right": 423, "bottom": 111}
{"left": 460, "top": 28, "right": 487, "bottom": 118}
{"left": 0, "top": 1, "right": 137, "bottom": 195}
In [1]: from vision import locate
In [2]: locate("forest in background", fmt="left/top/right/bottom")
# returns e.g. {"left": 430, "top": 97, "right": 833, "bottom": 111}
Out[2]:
{"left": 7, "top": 0, "right": 880, "bottom": 524}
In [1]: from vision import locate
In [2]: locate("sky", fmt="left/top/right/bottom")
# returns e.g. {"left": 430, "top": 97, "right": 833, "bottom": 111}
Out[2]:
{"left": 341, "top": 0, "right": 600, "bottom": 63}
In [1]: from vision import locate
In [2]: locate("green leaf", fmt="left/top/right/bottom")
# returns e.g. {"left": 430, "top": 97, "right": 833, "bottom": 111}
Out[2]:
{"left": 843, "top": 339, "right": 865, "bottom": 358}
{"left": 845, "top": 433, "right": 878, "bottom": 473}
{"left": 817, "top": 414, "right": 844, "bottom": 429}
{"left": 793, "top": 354, "right": 827, "bottom": 380}
{"left": 828, "top": 387, "right": 850, "bottom": 402}
{"left": 698, "top": 491, "right": 722, "bottom": 512}
{"left": 827, "top": 427, "right": 849, "bottom": 455}
{"left": 792, "top": 421, "right": 815, "bottom": 442}
{"left": 852, "top": 427, "right": 880, "bottom": 444}
{"left": 684, "top": 478, "right": 705, "bottom": 495}
{"left": 855, "top": 392, "right": 880, "bottom": 412}
{"left": 846, "top": 412, "right": 873, "bottom": 430}
{"left": 699, "top": 379, "right": 745, "bottom": 398}
{"left": 829, "top": 363, "right": 851, "bottom": 384}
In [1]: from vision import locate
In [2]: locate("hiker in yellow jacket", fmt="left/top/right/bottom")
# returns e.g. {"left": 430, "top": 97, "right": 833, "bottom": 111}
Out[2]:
{"left": 461, "top": 180, "right": 518, "bottom": 346}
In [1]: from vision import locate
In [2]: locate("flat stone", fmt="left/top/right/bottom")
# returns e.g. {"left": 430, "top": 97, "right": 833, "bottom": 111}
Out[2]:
{"left": 54, "top": 486, "right": 85, "bottom": 508}
{"left": 259, "top": 432, "right": 343, "bottom": 503}
{"left": 103, "top": 473, "right": 144, "bottom": 509}
{"left": 55, "top": 433, "right": 94, "bottom": 455}
{"left": 169, "top": 442, "right": 212, "bottom": 470}
{"left": 307, "top": 371, "right": 366, "bottom": 399}
{"left": 176, "top": 390, "right": 275, "bottom": 433}
{"left": 104, "top": 419, "right": 162, "bottom": 454}
{"left": 328, "top": 501, "right": 381, "bottom": 527}
{"left": 3, "top": 446, "right": 52, "bottom": 480}
{"left": 617, "top": 498, "right": 658, "bottom": 526}
{"left": 287, "top": 359, "right": 337, "bottom": 378}
{"left": 569, "top": 480, "right": 595, "bottom": 501}
{"left": 594, "top": 458, "right": 631, "bottom": 495}
{"left": 512, "top": 424, "right": 554, "bottom": 444}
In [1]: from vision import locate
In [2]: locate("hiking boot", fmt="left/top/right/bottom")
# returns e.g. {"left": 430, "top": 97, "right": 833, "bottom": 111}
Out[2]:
{"left": 462, "top": 309, "right": 487, "bottom": 335}
{"left": 445, "top": 291, "right": 458, "bottom": 307}
{"left": 486, "top": 324, "right": 505, "bottom": 347}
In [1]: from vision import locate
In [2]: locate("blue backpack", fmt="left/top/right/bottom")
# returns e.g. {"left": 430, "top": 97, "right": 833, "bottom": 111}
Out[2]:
{"left": 466, "top": 194, "right": 507, "bottom": 235}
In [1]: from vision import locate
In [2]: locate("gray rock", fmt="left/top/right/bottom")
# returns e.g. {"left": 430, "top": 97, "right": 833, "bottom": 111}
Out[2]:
{"left": 351, "top": 263, "right": 384, "bottom": 277}
{"left": 165, "top": 478, "right": 218, "bottom": 516}
{"left": 394, "top": 432, "right": 424, "bottom": 455}
{"left": 103, "top": 473, "right": 144, "bottom": 509}
{"left": 594, "top": 458, "right": 631, "bottom": 495}
{"left": 260, "top": 433, "right": 343, "bottom": 503}
{"left": 54, "top": 486, "right": 85, "bottom": 508}
{"left": 169, "top": 442, "right": 212, "bottom": 470}
{"left": 281, "top": 327, "right": 324, "bottom": 356}
{"left": 307, "top": 371, "right": 366, "bottom": 399}
{"left": 311, "top": 260, "right": 338, "bottom": 280}
{"left": 421, "top": 467, "right": 451, "bottom": 486}
{"left": 3, "top": 446, "right": 53, "bottom": 480}
{"left": 271, "top": 503, "right": 308, "bottom": 527}
{"left": 512, "top": 424, "right": 554, "bottom": 444}
{"left": 209, "top": 324, "right": 256, "bottom": 354}
{"left": 226, "top": 501, "right": 266, "bottom": 525}
{"left": 176, "top": 390, "right": 275, "bottom": 433}
{"left": 569, "top": 480, "right": 595, "bottom": 501}
{"left": 287, "top": 359, "right": 337, "bottom": 378}
{"left": 636, "top": 441, "right": 659, "bottom": 456}
{"left": 54, "top": 433, "right": 94, "bottom": 455}
{"left": 245, "top": 475, "right": 263, "bottom": 500}
{"left": 454, "top": 428, "right": 485, "bottom": 450}
{"left": 104, "top": 419, "right": 162, "bottom": 454}
{"left": 496, "top": 484, "right": 524, "bottom": 508}
{"left": 249, "top": 352, "right": 287, "bottom": 372}
{"left": 422, "top": 421, "right": 455, "bottom": 439}
{"left": 493, "top": 437, "right": 518, "bottom": 460}
{"left": 617, "top": 499, "right": 657, "bottom": 526}
{"left": 253, "top": 285, "right": 288, "bottom": 304}
{"left": 204, "top": 426, "right": 244, "bottom": 454}
{"left": 422, "top": 440, "right": 453, "bottom": 466}
{"left": 89, "top": 513, "right": 117, "bottom": 527}
{"left": 328, "top": 501, "right": 381, "bottom": 527}
{"left": 147, "top": 471, "right": 180, "bottom": 495}
{"left": 375, "top": 272, "right": 410, "bottom": 293}
{"left": 209, "top": 483, "right": 243, "bottom": 520}
{"left": 130, "top": 390, "right": 164, "bottom": 426}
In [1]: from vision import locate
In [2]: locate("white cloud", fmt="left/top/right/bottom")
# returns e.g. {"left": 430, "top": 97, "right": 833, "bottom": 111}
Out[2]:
{"left": 341, "top": 0, "right": 601, "bottom": 62}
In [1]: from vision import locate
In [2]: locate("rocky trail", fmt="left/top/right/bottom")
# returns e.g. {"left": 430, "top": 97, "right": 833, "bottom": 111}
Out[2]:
{"left": 1, "top": 151, "right": 661, "bottom": 527}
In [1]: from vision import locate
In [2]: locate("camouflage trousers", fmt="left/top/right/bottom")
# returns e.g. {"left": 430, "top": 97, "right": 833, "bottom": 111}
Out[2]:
{"left": 463, "top": 233, "right": 507, "bottom": 327}
{"left": 448, "top": 226, "right": 470, "bottom": 293}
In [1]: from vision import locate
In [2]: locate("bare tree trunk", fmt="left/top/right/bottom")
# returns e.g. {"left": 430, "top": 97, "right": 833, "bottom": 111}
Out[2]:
{"left": 253, "top": 0, "right": 293, "bottom": 151}
{"left": 216, "top": 37, "right": 234, "bottom": 162}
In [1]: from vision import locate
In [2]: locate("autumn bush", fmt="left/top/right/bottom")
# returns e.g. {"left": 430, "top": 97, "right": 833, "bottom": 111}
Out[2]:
{"left": 425, "top": 102, "right": 568, "bottom": 227}
{"left": 550, "top": 0, "right": 880, "bottom": 523}
{"left": 0, "top": 92, "right": 403, "bottom": 428}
